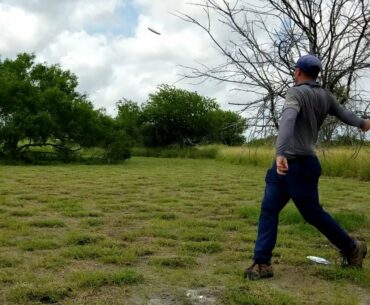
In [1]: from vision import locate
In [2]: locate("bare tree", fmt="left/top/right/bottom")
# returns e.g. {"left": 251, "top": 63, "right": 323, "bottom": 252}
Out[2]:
{"left": 177, "top": 0, "right": 370, "bottom": 140}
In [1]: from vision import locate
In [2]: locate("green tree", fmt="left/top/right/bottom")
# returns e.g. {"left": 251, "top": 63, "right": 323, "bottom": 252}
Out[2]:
{"left": 141, "top": 85, "right": 218, "bottom": 146}
{"left": 0, "top": 53, "right": 130, "bottom": 161}
{"left": 207, "top": 110, "right": 247, "bottom": 145}
{"left": 140, "top": 85, "right": 247, "bottom": 147}
{"left": 116, "top": 99, "right": 143, "bottom": 145}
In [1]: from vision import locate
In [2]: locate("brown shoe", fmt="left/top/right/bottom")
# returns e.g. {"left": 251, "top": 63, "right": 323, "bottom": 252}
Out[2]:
{"left": 244, "top": 263, "right": 273, "bottom": 280}
{"left": 343, "top": 240, "right": 367, "bottom": 268}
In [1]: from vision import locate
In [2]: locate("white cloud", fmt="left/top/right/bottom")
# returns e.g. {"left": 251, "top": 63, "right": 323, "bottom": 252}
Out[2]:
{"left": 0, "top": 3, "right": 46, "bottom": 55}
{"left": 0, "top": 0, "right": 263, "bottom": 115}
{"left": 39, "top": 31, "right": 114, "bottom": 93}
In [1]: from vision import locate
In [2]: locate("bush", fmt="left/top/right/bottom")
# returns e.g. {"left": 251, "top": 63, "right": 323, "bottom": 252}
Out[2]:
{"left": 103, "top": 140, "right": 131, "bottom": 163}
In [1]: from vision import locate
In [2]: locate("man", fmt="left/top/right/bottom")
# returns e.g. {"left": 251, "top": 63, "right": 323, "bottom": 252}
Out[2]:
{"left": 245, "top": 55, "right": 370, "bottom": 280}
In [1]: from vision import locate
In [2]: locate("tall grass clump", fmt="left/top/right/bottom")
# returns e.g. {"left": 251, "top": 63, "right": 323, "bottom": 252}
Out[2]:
{"left": 318, "top": 146, "right": 370, "bottom": 180}
{"left": 216, "top": 146, "right": 274, "bottom": 168}
{"left": 215, "top": 145, "right": 370, "bottom": 181}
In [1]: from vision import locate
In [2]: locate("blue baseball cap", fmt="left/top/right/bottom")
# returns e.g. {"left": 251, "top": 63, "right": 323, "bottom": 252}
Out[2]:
{"left": 295, "top": 55, "right": 322, "bottom": 75}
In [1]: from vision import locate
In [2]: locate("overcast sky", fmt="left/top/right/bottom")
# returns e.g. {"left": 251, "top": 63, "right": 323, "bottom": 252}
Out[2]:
{"left": 0, "top": 0, "right": 247, "bottom": 115}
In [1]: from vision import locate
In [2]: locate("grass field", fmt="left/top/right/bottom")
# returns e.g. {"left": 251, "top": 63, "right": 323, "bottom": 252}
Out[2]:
{"left": 0, "top": 157, "right": 369, "bottom": 305}
{"left": 132, "top": 145, "right": 370, "bottom": 181}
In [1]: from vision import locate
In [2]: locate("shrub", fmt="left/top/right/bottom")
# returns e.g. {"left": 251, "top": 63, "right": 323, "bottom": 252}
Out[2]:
{"left": 103, "top": 140, "right": 131, "bottom": 163}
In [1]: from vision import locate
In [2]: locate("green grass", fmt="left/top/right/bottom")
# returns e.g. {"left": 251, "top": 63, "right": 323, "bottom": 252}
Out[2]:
{"left": 9, "top": 210, "right": 34, "bottom": 217}
{"left": 332, "top": 210, "right": 368, "bottom": 231}
{"left": 221, "top": 284, "right": 296, "bottom": 305}
{"left": 19, "top": 239, "right": 61, "bottom": 251}
{"left": 313, "top": 265, "right": 370, "bottom": 287}
{"left": 132, "top": 146, "right": 218, "bottom": 159}
{"left": 70, "top": 270, "right": 143, "bottom": 288}
{"left": 0, "top": 256, "right": 22, "bottom": 268}
{"left": 0, "top": 157, "right": 369, "bottom": 304}
{"left": 7, "top": 283, "right": 72, "bottom": 304}
{"left": 29, "top": 219, "right": 66, "bottom": 228}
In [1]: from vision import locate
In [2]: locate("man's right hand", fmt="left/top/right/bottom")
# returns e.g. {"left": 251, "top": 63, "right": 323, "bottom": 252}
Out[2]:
{"left": 276, "top": 155, "right": 289, "bottom": 175}
{"left": 361, "top": 119, "right": 370, "bottom": 132}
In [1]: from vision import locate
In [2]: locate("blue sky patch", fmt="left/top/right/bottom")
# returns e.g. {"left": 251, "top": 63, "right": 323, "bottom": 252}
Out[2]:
{"left": 86, "top": 1, "right": 139, "bottom": 37}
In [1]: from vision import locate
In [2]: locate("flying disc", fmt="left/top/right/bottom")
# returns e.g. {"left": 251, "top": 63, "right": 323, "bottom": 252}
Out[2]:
{"left": 148, "top": 27, "right": 161, "bottom": 35}
{"left": 307, "top": 256, "right": 331, "bottom": 265}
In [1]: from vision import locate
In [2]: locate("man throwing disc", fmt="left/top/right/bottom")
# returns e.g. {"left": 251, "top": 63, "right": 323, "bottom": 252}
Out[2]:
{"left": 245, "top": 55, "right": 370, "bottom": 280}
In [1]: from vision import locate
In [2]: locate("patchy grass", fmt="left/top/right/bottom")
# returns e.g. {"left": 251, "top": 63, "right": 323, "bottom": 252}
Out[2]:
{"left": 0, "top": 157, "right": 369, "bottom": 304}
{"left": 19, "top": 239, "right": 60, "bottom": 251}
{"left": 150, "top": 256, "right": 197, "bottom": 269}
{"left": 29, "top": 219, "right": 66, "bottom": 228}
{"left": 9, "top": 210, "right": 34, "bottom": 217}
{"left": 70, "top": 270, "right": 143, "bottom": 288}
{"left": 0, "top": 256, "right": 22, "bottom": 268}
{"left": 6, "top": 282, "right": 72, "bottom": 304}
{"left": 313, "top": 265, "right": 370, "bottom": 287}
{"left": 183, "top": 242, "right": 223, "bottom": 254}
{"left": 221, "top": 284, "right": 296, "bottom": 305}
{"left": 65, "top": 232, "right": 104, "bottom": 246}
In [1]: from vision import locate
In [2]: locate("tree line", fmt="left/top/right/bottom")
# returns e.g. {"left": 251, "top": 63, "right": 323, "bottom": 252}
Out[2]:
{"left": 0, "top": 53, "right": 247, "bottom": 163}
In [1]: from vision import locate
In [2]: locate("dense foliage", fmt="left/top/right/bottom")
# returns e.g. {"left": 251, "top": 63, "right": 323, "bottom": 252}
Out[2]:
{"left": 116, "top": 85, "right": 247, "bottom": 147}
{"left": 0, "top": 53, "right": 130, "bottom": 162}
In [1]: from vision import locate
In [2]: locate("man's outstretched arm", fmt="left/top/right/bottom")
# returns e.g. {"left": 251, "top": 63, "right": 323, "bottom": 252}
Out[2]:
{"left": 329, "top": 96, "right": 370, "bottom": 131}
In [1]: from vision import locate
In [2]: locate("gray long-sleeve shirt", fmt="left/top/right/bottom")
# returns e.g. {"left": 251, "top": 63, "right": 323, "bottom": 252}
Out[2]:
{"left": 276, "top": 80, "right": 364, "bottom": 158}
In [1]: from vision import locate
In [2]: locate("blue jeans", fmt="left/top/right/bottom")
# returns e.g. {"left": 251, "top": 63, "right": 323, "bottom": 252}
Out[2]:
{"left": 253, "top": 155, "right": 356, "bottom": 264}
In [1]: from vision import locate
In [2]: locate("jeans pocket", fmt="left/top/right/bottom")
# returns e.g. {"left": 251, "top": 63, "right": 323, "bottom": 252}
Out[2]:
{"left": 265, "top": 167, "right": 282, "bottom": 183}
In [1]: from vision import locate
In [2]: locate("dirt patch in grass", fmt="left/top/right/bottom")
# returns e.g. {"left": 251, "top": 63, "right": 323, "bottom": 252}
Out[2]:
{"left": 269, "top": 264, "right": 369, "bottom": 305}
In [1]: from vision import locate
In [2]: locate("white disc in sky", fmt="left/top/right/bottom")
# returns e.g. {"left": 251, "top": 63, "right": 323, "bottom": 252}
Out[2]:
{"left": 148, "top": 27, "right": 161, "bottom": 35}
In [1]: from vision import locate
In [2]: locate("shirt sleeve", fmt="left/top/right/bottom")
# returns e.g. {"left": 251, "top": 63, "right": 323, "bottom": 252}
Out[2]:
{"left": 283, "top": 88, "right": 301, "bottom": 112}
{"left": 328, "top": 93, "right": 364, "bottom": 128}
{"left": 276, "top": 108, "right": 299, "bottom": 156}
